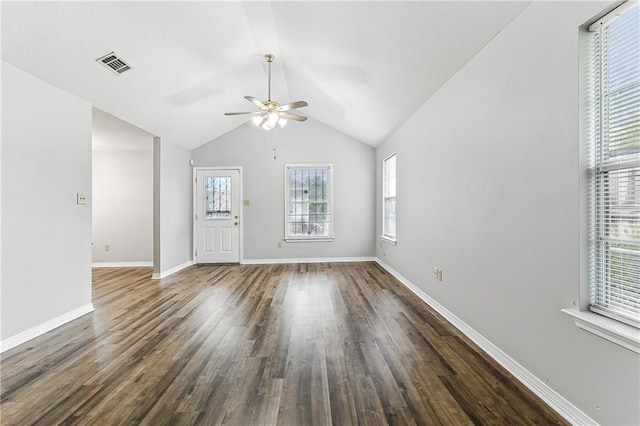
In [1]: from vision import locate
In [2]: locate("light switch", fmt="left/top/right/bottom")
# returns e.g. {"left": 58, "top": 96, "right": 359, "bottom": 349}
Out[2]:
{"left": 243, "top": 199, "right": 250, "bottom": 207}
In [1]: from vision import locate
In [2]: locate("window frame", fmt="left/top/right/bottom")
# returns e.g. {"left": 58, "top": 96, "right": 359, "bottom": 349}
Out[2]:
{"left": 284, "top": 164, "right": 334, "bottom": 242}
{"left": 587, "top": 1, "right": 640, "bottom": 329}
{"left": 381, "top": 152, "right": 397, "bottom": 244}
{"left": 567, "top": 1, "right": 640, "bottom": 353}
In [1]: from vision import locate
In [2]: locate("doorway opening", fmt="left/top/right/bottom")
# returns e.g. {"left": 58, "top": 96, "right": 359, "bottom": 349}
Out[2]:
{"left": 92, "top": 108, "right": 154, "bottom": 268}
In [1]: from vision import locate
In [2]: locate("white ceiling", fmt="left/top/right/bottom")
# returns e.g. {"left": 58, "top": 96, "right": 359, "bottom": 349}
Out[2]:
{"left": 2, "top": 1, "right": 529, "bottom": 150}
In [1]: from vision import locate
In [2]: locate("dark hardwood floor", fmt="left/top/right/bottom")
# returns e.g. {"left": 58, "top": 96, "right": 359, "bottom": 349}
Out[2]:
{"left": 1, "top": 262, "right": 567, "bottom": 425}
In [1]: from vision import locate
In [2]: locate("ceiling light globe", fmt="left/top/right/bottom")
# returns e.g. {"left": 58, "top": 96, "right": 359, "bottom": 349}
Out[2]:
{"left": 262, "top": 120, "right": 276, "bottom": 131}
{"left": 267, "top": 112, "right": 279, "bottom": 123}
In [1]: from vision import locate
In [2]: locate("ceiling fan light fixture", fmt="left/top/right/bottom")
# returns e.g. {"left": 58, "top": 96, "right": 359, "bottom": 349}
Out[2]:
{"left": 252, "top": 111, "right": 287, "bottom": 131}
{"left": 225, "top": 53, "right": 308, "bottom": 130}
{"left": 255, "top": 113, "right": 277, "bottom": 130}
{"left": 267, "top": 112, "right": 279, "bottom": 124}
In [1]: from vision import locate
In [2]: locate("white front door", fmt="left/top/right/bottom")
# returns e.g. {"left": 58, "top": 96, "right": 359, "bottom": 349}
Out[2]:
{"left": 195, "top": 168, "right": 241, "bottom": 263}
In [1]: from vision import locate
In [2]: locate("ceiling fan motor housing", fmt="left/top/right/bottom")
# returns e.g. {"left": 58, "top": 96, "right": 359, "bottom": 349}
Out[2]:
{"left": 263, "top": 100, "right": 279, "bottom": 112}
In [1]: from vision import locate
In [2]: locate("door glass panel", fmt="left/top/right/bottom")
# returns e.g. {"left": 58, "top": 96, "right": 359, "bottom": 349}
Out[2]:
{"left": 204, "top": 176, "right": 231, "bottom": 219}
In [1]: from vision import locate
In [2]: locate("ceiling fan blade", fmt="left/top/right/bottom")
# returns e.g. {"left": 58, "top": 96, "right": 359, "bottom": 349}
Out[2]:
{"left": 224, "top": 111, "right": 264, "bottom": 116}
{"left": 245, "top": 96, "right": 266, "bottom": 110}
{"left": 279, "top": 111, "right": 307, "bottom": 122}
{"left": 279, "top": 100, "right": 308, "bottom": 112}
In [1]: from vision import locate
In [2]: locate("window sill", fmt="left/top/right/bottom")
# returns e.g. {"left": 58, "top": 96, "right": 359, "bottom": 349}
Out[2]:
{"left": 380, "top": 235, "right": 397, "bottom": 245}
{"left": 284, "top": 237, "right": 335, "bottom": 243}
{"left": 562, "top": 308, "right": 640, "bottom": 354}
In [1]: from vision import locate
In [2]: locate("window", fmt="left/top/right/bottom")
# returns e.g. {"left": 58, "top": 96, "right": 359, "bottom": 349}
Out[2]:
{"left": 382, "top": 153, "right": 397, "bottom": 242}
{"left": 204, "top": 176, "right": 231, "bottom": 219}
{"left": 588, "top": 2, "right": 639, "bottom": 327}
{"left": 285, "top": 164, "right": 333, "bottom": 241}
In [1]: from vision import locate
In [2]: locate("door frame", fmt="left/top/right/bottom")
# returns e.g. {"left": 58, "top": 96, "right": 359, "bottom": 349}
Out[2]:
{"left": 192, "top": 166, "right": 244, "bottom": 264}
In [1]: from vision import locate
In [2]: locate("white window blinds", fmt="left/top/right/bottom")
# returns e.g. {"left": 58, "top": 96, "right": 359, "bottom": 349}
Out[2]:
{"left": 383, "top": 153, "right": 397, "bottom": 240}
{"left": 590, "top": 2, "right": 640, "bottom": 326}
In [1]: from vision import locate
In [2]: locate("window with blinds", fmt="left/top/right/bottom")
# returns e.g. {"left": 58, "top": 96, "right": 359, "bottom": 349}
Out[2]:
{"left": 285, "top": 165, "right": 334, "bottom": 241}
{"left": 589, "top": 2, "right": 640, "bottom": 327}
{"left": 382, "top": 153, "right": 397, "bottom": 241}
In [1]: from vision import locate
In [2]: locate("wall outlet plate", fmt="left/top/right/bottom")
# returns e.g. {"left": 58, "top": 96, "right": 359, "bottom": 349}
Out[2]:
{"left": 76, "top": 193, "right": 87, "bottom": 205}
{"left": 433, "top": 267, "right": 443, "bottom": 281}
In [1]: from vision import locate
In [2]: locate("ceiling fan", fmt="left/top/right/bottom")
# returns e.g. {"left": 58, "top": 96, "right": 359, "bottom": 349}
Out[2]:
{"left": 225, "top": 54, "right": 308, "bottom": 130}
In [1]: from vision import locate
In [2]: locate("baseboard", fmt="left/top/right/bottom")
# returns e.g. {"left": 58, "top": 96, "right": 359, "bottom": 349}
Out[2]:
{"left": 242, "top": 256, "right": 376, "bottom": 265}
{"left": 92, "top": 261, "right": 153, "bottom": 267}
{"left": 151, "top": 260, "right": 194, "bottom": 280}
{"left": 0, "top": 303, "right": 95, "bottom": 353}
{"left": 374, "top": 258, "right": 597, "bottom": 426}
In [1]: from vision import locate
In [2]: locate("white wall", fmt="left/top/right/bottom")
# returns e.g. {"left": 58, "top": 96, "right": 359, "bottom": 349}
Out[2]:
{"left": 92, "top": 150, "right": 153, "bottom": 265}
{"left": 1, "top": 62, "right": 93, "bottom": 342}
{"left": 375, "top": 2, "right": 638, "bottom": 425}
{"left": 153, "top": 137, "right": 192, "bottom": 277}
{"left": 191, "top": 119, "right": 376, "bottom": 261}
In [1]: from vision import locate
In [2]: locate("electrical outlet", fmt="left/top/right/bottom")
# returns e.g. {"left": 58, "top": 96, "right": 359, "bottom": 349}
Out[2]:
{"left": 76, "top": 193, "right": 87, "bottom": 205}
{"left": 434, "top": 267, "right": 443, "bottom": 281}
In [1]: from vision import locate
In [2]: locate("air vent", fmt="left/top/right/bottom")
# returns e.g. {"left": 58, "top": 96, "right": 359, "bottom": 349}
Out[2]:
{"left": 96, "top": 52, "right": 132, "bottom": 75}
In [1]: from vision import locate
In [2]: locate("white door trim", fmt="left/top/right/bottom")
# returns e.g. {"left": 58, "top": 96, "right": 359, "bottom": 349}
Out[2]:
{"left": 192, "top": 166, "right": 243, "bottom": 264}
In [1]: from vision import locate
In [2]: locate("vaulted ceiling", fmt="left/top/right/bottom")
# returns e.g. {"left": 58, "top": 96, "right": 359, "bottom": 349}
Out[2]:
{"left": 2, "top": 1, "right": 529, "bottom": 150}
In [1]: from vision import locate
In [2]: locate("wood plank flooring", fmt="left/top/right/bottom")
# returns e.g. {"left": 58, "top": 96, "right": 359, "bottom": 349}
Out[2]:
{"left": 1, "top": 262, "right": 567, "bottom": 425}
